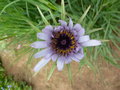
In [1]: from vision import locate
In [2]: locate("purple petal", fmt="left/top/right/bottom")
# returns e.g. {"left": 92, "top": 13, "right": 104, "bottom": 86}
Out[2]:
{"left": 64, "top": 26, "right": 69, "bottom": 31}
{"left": 74, "top": 53, "right": 84, "bottom": 60}
{"left": 79, "top": 35, "right": 90, "bottom": 43}
{"left": 58, "top": 20, "right": 67, "bottom": 26}
{"left": 51, "top": 54, "right": 58, "bottom": 62}
{"left": 75, "top": 48, "right": 84, "bottom": 60}
{"left": 54, "top": 26, "right": 64, "bottom": 31}
{"left": 33, "top": 58, "right": 51, "bottom": 72}
{"left": 45, "top": 51, "right": 53, "bottom": 59}
{"left": 71, "top": 56, "right": 80, "bottom": 62}
{"left": 74, "top": 24, "right": 85, "bottom": 36}
{"left": 34, "top": 48, "right": 50, "bottom": 58}
{"left": 37, "top": 33, "right": 49, "bottom": 40}
{"left": 69, "top": 18, "right": 73, "bottom": 30}
{"left": 42, "top": 25, "right": 53, "bottom": 33}
{"left": 30, "top": 41, "right": 47, "bottom": 49}
{"left": 65, "top": 57, "right": 72, "bottom": 64}
{"left": 57, "top": 57, "right": 64, "bottom": 71}
{"left": 81, "top": 40, "right": 101, "bottom": 47}
{"left": 75, "top": 46, "right": 81, "bottom": 53}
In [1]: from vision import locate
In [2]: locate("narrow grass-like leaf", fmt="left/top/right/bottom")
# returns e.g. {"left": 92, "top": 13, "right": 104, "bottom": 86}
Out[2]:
{"left": 26, "top": 49, "right": 36, "bottom": 64}
{"left": 38, "top": 0, "right": 58, "bottom": 10}
{"left": 0, "top": 0, "right": 20, "bottom": 15}
{"left": 87, "top": 28, "right": 103, "bottom": 34}
{"left": 78, "top": 5, "right": 91, "bottom": 23}
{"left": 100, "top": 40, "right": 110, "bottom": 42}
{"left": 67, "top": 0, "right": 73, "bottom": 12}
{"left": 61, "top": 0, "right": 65, "bottom": 20}
{"left": 36, "top": 5, "right": 49, "bottom": 25}
{"left": 0, "top": 35, "right": 15, "bottom": 41}
{"left": 104, "top": 56, "right": 120, "bottom": 68}
{"left": 48, "top": 9, "right": 57, "bottom": 25}
{"left": 67, "top": 64, "right": 72, "bottom": 81}
{"left": 86, "top": 60, "right": 95, "bottom": 71}
{"left": 25, "top": 20, "right": 40, "bottom": 32}
{"left": 93, "top": 47, "right": 99, "bottom": 60}
{"left": 47, "top": 63, "right": 56, "bottom": 80}
{"left": 25, "top": 2, "right": 30, "bottom": 18}
{"left": 112, "top": 40, "right": 120, "bottom": 51}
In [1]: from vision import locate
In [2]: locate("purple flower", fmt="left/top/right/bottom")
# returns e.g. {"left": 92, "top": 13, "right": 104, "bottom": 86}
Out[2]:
{"left": 31, "top": 19, "right": 101, "bottom": 72}
{"left": 7, "top": 85, "right": 12, "bottom": 88}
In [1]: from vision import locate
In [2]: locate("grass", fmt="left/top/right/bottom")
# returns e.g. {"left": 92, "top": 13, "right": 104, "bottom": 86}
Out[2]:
{"left": 0, "top": 0, "right": 120, "bottom": 81}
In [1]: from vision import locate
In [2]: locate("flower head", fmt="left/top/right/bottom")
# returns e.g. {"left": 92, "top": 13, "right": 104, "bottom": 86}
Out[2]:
{"left": 31, "top": 19, "right": 101, "bottom": 72}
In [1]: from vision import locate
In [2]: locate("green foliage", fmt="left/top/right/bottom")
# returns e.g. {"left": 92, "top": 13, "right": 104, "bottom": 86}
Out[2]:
{"left": 0, "top": 0, "right": 120, "bottom": 80}
{"left": 0, "top": 61, "right": 32, "bottom": 90}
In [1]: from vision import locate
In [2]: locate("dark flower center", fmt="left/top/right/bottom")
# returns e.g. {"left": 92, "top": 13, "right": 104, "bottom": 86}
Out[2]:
{"left": 57, "top": 33, "right": 72, "bottom": 49}
{"left": 61, "top": 40, "right": 67, "bottom": 45}
{"left": 51, "top": 30, "right": 77, "bottom": 56}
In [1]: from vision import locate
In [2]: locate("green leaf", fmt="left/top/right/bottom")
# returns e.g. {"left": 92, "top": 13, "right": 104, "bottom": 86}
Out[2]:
{"left": 87, "top": 28, "right": 103, "bottom": 34}
{"left": 48, "top": 9, "right": 57, "bottom": 25}
{"left": 78, "top": 5, "right": 91, "bottom": 23}
{"left": 67, "top": 64, "right": 72, "bottom": 82}
{"left": 104, "top": 56, "right": 120, "bottom": 68}
{"left": 61, "top": 0, "right": 65, "bottom": 20}
{"left": 36, "top": 5, "right": 49, "bottom": 25}
{"left": 0, "top": 0, "right": 20, "bottom": 15}
{"left": 47, "top": 63, "right": 56, "bottom": 80}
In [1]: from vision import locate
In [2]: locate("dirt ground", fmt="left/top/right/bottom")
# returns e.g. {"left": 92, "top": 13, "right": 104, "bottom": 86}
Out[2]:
{"left": 0, "top": 49, "right": 120, "bottom": 90}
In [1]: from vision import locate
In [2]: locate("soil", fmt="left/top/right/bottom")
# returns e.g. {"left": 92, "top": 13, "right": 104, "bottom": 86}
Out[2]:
{"left": 0, "top": 48, "right": 120, "bottom": 90}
